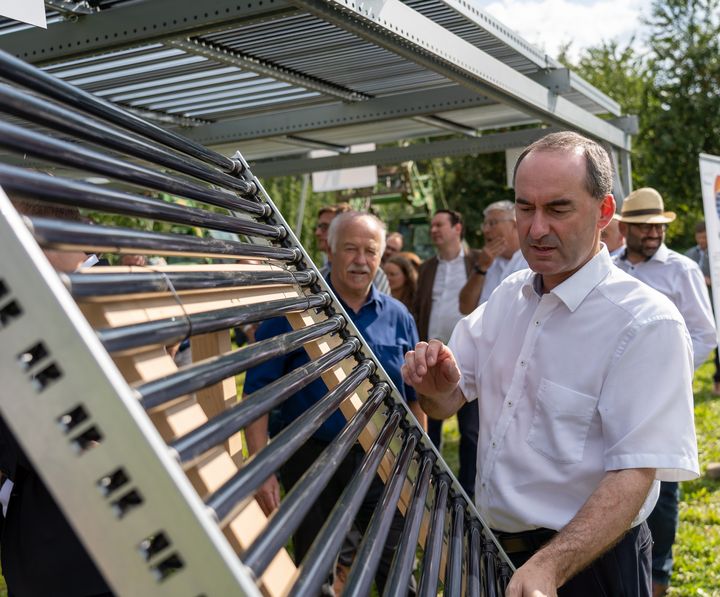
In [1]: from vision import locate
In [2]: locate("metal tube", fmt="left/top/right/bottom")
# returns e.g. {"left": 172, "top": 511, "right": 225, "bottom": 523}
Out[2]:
{"left": 138, "top": 317, "right": 346, "bottom": 410}
{"left": 287, "top": 410, "right": 403, "bottom": 597}
{"left": 383, "top": 451, "right": 436, "bottom": 597}
{"left": 240, "top": 385, "right": 388, "bottom": 576}
{"left": 0, "top": 84, "right": 251, "bottom": 193}
{"left": 445, "top": 497, "right": 466, "bottom": 597}
{"left": 497, "top": 562, "right": 512, "bottom": 596}
{"left": 188, "top": 364, "right": 378, "bottom": 509}
{"left": 0, "top": 48, "right": 237, "bottom": 173}
{"left": 481, "top": 534, "right": 499, "bottom": 597}
{"left": 0, "top": 165, "right": 280, "bottom": 238}
{"left": 417, "top": 475, "right": 450, "bottom": 597}
{"left": 170, "top": 350, "right": 375, "bottom": 466}
{"left": 343, "top": 431, "right": 419, "bottom": 597}
{"left": 0, "top": 121, "right": 263, "bottom": 210}
{"left": 467, "top": 522, "right": 482, "bottom": 597}
{"left": 65, "top": 269, "right": 315, "bottom": 298}
{"left": 27, "top": 217, "right": 299, "bottom": 262}
{"left": 98, "top": 293, "right": 330, "bottom": 354}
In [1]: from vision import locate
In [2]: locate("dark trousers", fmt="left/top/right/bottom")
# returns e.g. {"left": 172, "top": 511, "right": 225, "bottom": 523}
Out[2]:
{"left": 505, "top": 523, "right": 652, "bottom": 596}
{"left": 426, "top": 400, "right": 478, "bottom": 500}
{"left": 279, "top": 438, "right": 414, "bottom": 595}
{"left": 646, "top": 481, "right": 680, "bottom": 585}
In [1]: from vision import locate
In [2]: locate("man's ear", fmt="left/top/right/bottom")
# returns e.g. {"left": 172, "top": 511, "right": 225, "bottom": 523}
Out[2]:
{"left": 599, "top": 194, "right": 616, "bottom": 228}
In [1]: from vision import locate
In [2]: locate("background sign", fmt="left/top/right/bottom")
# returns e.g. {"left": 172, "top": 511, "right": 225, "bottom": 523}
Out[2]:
{"left": 0, "top": 0, "right": 47, "bottom": 28}
{"left": 699, "top": 152, "right": 720, "bottom": 342}
{"left": 311, "top": 144, "right": 378, "bottom": 192}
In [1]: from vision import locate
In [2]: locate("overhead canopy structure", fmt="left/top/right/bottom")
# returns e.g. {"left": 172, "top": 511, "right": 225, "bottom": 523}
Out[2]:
{"left": 0, "top": 0, "right": 635, "bottom": 192}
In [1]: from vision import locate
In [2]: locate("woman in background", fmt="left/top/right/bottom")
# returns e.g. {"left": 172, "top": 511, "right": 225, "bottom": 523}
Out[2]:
{"left": 384, "top": 254, "right": 417, "bottom": 310}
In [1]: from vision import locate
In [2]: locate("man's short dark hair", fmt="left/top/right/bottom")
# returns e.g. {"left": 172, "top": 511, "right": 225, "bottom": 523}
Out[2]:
{"left": 317, "top": 202, "right": 351, "bottom": 218}
{"left": 434, "top": 209, "right": 464, "bottom": 238}
{"left": 512, "top": 131, "right": 614, "bottom": 201}
{"left": 696, "top": 220, "right": 707, "bottom": 233}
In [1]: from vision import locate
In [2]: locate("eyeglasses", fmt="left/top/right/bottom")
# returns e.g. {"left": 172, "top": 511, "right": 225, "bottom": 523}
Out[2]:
{"left": 629, "top": 223, "right": 667, "bottom": 233}
{"left": 481, "top": 218, "right": 513, "bottom": 229}
{"left": 315, "top": 223, "right": 330, "bottom": 231}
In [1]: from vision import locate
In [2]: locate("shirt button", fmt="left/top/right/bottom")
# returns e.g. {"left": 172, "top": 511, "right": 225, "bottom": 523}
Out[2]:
{"left": 520, "top": 360, "right": 526, "bottom": 367}
{"left": 535, "top": 321, "right": 540, "bottom": 326}
{"left": 492, "top": 441, "right": 496, "bottom": 448}
{"left": 507, "top": 401, "right": 513, "bottom": 406}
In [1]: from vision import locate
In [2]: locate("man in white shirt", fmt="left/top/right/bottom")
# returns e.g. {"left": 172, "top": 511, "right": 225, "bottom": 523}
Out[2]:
{"left": 403, "top": 131, "right": 699, "bottom": 597}
{"left": 685, "top": 220, "right": 720, "bottom": 395}
{"left": 459, "top": 199, "right": 528, "bottom": 314}
{"left": 614, "top": 188, "right": 715, "bottom": 597}
{"left": 413, "top": 209, "right": 480, "bottom": 498}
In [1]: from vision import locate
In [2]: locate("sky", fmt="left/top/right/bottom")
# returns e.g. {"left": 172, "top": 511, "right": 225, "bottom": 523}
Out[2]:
{"left": 478, "top": 0, "right": 654, "bottom": 61}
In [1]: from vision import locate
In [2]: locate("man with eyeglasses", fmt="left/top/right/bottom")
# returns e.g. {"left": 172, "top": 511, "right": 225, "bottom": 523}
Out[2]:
{"left": 614, "top": 187, "right": 716, "bottom": 597}
{"left": 459, "top": 200, "right": 527, "bottom": 314}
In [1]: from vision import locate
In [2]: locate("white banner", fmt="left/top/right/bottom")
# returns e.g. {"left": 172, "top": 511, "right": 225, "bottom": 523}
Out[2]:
{"left": 311, "top": 143, "right": 378, "bottom": 192}
{"left": 699, "top": 152, "right": 720, "bottom": 341}
{"left": 505, "top": 147, "right": 524, "bottom": 188}
{"left": 0, "top": 0, "right": 47, "bottom": 28}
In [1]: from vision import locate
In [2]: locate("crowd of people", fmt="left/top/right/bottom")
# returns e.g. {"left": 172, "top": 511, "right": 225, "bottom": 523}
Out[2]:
{"left": 0, "top": 130, "right": 716, "bottom": 597}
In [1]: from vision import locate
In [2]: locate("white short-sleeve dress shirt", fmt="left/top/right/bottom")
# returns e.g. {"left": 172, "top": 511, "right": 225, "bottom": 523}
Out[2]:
{"left": 449, "top": 248, "right": 699, "bottom": 532}
{"left": 614, "top": 244, "right": 716, "bottom": 370}
{"left": 479, "top": 249, "right": 529, "bottom": 305}
{"left": 427, "top": 247, "right": 467, "bottom": 343}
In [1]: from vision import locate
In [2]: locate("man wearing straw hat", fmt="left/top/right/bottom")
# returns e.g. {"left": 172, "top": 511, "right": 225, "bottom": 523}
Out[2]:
{"left": 614, "top": 187, "right": 716, "bottom": 597}
{"left": 403, "top": 131, "right": 700, "bottom": 597}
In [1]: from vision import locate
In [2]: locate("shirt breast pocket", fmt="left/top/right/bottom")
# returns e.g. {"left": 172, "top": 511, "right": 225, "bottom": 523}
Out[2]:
{"left": 526, "top": 378, "right": 598, "bottom": 464}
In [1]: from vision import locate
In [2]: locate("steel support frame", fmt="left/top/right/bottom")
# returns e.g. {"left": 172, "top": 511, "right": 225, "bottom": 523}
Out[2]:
{"left": 181, "top": 86, "right": 494, "bottom": 144}
{"left": 435, "top": 0, "right": 622, "bottom": 116}
{"left": 289, "top": 0, "right": 630, "bottom": 150}
{"left": 250, "top": 127, "right": 561, "bottom": 176}
{"left": 168, "top": 38, "right": 369, "bottom": 103}
{"left": 0, "top": 190, "right": 262, "bottom": 597}
{"left": 0, "top": 0, "right": 298, "bottom": 65}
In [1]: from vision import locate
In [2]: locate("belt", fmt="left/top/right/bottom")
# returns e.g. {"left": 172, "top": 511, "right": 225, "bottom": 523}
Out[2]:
{"left": 491, "top": 527, "right": 557, "bottom": 554}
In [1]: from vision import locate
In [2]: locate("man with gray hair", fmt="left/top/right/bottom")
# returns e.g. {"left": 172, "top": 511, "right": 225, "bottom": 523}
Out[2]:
{"left": 403, "top": 131, "right": 699, "bottom": 596}
{"left": 245, "top": 211, "right": 422, "bottom": 594}
{"left": 316, "top": 203, "right": 391, "bottom": 294}
{"left": 459, "top": 199, "right": 527, "bottom": 314}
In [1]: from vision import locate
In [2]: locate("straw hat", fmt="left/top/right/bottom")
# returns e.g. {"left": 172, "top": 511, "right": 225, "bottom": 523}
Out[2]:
{"left": 618, "top": 188, "right": 676, "bottom": 224}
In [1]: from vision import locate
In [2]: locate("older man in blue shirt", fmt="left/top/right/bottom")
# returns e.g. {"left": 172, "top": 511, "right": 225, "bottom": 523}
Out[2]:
{"left": 244, "top": 211, "right": 423, "bottom": 593}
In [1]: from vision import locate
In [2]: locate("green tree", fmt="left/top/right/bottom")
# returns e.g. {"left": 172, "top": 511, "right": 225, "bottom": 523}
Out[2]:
{"left": 558, "top": 40, "right": 656, "bottom": 193}
{"left": 429, "top": 151, "right": 512, "bottom": 247}
{"left": 642, "top": 0, "right": 720, "bottom": 243}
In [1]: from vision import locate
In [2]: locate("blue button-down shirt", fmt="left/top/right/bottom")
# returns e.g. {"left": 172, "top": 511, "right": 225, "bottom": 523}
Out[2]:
{"left": 243, "top": 280, "right": 419, "bottom": 442}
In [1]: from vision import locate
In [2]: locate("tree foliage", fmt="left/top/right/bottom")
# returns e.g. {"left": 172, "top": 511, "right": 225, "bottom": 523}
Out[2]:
{"left": 643, "top": 0, "right": 720, "bottom": 242}
{"left": 557, "top": 0, "right": 720, "bottom": 247}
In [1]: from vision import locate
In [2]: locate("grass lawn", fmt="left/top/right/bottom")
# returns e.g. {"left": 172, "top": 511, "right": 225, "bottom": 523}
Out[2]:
{"left": 1, "top": 362, "right": 718, "bottom": 596}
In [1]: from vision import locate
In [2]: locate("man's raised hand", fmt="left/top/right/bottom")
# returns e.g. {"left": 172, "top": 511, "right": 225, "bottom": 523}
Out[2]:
{"left": 402, "top": 339, "right": 461, "bottom": 399}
